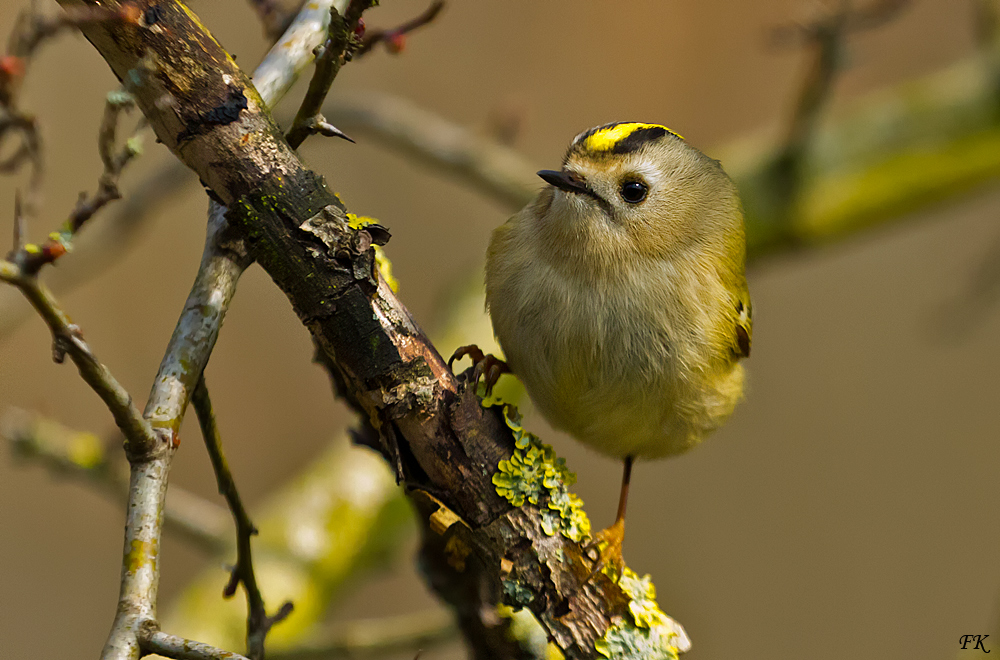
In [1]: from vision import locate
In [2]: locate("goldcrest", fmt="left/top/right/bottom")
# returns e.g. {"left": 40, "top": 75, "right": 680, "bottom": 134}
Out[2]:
{"left": 483, "top": 122, "right": 752, "bottom": 570}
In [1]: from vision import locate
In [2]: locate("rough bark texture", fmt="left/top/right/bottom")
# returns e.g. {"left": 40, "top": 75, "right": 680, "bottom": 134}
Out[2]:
{"left": 61, "top": 2, "right": 657, "bottom": 657}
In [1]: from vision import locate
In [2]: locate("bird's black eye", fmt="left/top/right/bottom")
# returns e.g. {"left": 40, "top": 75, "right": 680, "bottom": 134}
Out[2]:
{"left": 620, "top": 180, "right": 648, "bottom": 204}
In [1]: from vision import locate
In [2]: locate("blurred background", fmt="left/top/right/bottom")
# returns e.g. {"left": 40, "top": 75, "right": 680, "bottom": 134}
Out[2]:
{"left": 0, "top": 1, "right": 997, "bottom": 659}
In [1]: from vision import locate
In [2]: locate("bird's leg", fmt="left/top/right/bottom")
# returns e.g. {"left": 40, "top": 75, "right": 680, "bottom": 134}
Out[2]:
{"left": 587, "top": 455, "right": 634, "bottom": 581}
{"left": 449, "top": 344, "right": 510, "bottom": 396}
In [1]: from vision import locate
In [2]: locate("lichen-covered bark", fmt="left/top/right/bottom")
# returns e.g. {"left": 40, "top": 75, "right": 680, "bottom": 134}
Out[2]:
{"left": 60, "top": 2, "right": 670, "bottom": 657}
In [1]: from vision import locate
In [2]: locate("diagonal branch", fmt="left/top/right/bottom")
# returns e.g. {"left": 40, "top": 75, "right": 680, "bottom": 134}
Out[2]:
{"left": 0, "top": 259, "right": 160, "bottom": 457}
{"left": 192, "top": 377, "right": 293, "bottom": 660}
{"left": 268, "top": 610, "right": 457, "bottom": 660}
{"left": 354, "top": 1, "right": 444, "bottom": 57}
{"left": 140, "top": 629, "right": 251, "bottom": 660}
{"left": 1, "top": 408, "right": 230, "bottom": 552}
{"left": 58, "top": 3, "right": 685, "bottom": 658}
{"left": 285, "top": 0, "right": 375, "bottom": 149}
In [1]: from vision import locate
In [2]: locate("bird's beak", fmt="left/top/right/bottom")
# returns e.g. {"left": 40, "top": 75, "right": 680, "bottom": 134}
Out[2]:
{"left": 538, "top": 169, "right": 592, "bottom": 196}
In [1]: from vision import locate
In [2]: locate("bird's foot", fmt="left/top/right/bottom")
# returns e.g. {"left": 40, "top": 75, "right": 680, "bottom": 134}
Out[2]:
{"left": 449, "top": 344, "right": 509, "bottom": 396}
{"left": 585, "top": 517, "right": 627, "bottom": 583}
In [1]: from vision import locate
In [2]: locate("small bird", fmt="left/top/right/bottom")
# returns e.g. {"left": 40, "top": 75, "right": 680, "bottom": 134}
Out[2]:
{"left": 462, "top": 122, "right": 752, "bottom": 575}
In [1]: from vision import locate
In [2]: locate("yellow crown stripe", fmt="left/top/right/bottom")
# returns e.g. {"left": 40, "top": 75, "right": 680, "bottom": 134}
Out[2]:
{"left": 582, "top": 122, "right": 683, "bottom": 152}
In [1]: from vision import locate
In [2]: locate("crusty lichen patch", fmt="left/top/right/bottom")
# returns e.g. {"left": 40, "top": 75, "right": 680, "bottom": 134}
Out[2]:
{"left": 486, "top": 399, "right": 591, "bottom": 542}
{"left": 594, "top": 568, "right": 690, "bottom": 659}
{"left": 482, "top": 394, "right": 688, "bottom": 658}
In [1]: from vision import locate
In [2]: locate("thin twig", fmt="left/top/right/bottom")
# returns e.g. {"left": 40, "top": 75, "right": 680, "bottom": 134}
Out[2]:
{"left": 761, "top": 0, "right": 912, "bottom": 223}
{"left": 246, "top": 0, "right": 299, "bottom": 42}
{"left": 1, "top": 5, "right": 134, "bottom": 218}
{"left": 323, "top": 92, "right": 538, "bottom": 209}
{"left": 192, "top": 377, "right": 293, "bottom": 660}
{"left": 269, "top": 610, "right": 457, "bottom": 660}
{"left": 354, "top": 1, "right": 444, "bottom": 57}
{"left": 0, "top": 260, "right": 161, "bottom": 458}
{"left": 140, "top": 629, "right": 251, "bottom": 660}
{"left": 0, "top": 160, "right": 192, "bottom": 340}
{"left": 286, "top": 0, "right": 376, "bottom": 149}
{"left": 10, "top": 85, "right": 144, "bottom": 275}
{"left": 1, "top": 408, "right": 229, "bottom": 553}
{"left": 95, "top": 1, "right": 351, "bottom": 657}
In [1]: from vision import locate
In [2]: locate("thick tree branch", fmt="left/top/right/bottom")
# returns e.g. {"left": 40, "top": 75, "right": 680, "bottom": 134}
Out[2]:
{"left": 59, "top": 3, "right": 686, "bottom": 657}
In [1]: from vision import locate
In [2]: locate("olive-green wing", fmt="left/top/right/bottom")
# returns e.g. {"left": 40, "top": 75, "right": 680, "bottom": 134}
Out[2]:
{"left": 734, "top": 297, "right": 752, "bottom": 358}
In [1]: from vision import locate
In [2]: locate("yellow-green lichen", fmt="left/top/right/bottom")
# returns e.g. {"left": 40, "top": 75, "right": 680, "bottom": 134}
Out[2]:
{"left": 594, "top": 568, "right": 686, "bottom": 660}
{"left": 594, "top": 625, "right": 681, "bottom": 660}
{"left": 619, "top": 568, "right": 669, "bottom": 628}
{"left": 487, "top": 400, "right": 591, "bottom": 542}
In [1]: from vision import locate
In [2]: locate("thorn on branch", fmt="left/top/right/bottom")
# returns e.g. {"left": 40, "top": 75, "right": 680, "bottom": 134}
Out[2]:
{"left": 355, "top": 1, "right": 445, "bottom": 58}
{"left": 286, "top": 0, "right": 377, "bottom": 149}
{"left": 307, "top": 116, "right": 355, "bottom": 143}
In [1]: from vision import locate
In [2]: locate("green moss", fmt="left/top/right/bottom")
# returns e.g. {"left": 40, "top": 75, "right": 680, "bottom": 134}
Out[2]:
{"left": 487, "top": 400, "right": 591, "bottom": 542}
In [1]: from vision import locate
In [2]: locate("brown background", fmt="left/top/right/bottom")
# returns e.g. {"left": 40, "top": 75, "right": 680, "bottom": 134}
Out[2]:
{"left": 1, "top": 1, "right": 996, "bottom": 659}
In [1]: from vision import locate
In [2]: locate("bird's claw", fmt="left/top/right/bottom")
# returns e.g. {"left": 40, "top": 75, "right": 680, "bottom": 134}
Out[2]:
{"left": 584, "top": 518, "right": 626, "bottom": 584}
{"left": 449, "top": 344, "right": 510, "bottom": 396}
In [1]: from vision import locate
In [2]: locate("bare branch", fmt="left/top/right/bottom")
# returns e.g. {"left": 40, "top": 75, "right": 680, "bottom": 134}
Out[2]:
{"left": 0, "top": 260, "right": 160, "bottom": 458}
{"left": 140, "top": 629, "right": 251, "bottom": 660}
{"left": 323, "top": 92, "right": 538, "bottom": 210}
{"left": 269, "top": 610, "right": 458, "bottom": 660}
{"left": 9, "top": 84, "right": 144, "bottom": 275}
{"left": 286, "top": 0, "right": 375, "bottom": 149}
{"left": 192, "top": 378, "right": 292, "bottom": 660}
{"left": 0, "top": 408, "right": 229, "bottom": 553}
{"left": 246, "top": 0, "right": 298, "bottom": 42}
{"left": 355, "top": 1, "right": 445, "bottom": 58}
{"left": 0, "top": 0, "right": 341, "bottom": 341}
{"left": 81, "top": 1, "right": 358, "bottom": 658}
{"left": 0, "top": 4, "right": 135, "bottom": 218}
{"left": 253, "top": 0, "right": 343, "bottom": 110}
